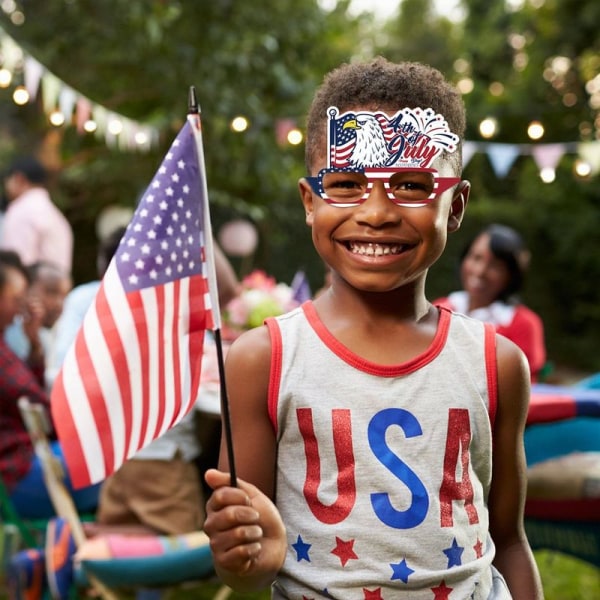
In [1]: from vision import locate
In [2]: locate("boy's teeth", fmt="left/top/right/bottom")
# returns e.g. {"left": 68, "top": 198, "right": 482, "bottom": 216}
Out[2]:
{"left": 349, "top": 242, "right": 403, "bottom": 256}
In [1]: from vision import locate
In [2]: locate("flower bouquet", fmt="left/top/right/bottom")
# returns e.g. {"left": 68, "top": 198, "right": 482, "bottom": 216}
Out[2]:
{"left": 223, "top": 270, "right": 300, "bottom": 338}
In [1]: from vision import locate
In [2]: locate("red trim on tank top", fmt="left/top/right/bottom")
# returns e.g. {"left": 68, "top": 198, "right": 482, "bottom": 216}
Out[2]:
{"left": 301, "top": 301, "right": 451, "bottom": 377}
{"left": 265, "top": 317, "right": 282, "bottom": 435}
{"left": 484, "top": 323, "right": 498, "bottom": 429}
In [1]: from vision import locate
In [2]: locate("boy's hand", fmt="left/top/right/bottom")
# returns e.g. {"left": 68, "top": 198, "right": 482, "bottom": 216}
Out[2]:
{"left": 204, "top": 468, "right": 287, "bottom": 592}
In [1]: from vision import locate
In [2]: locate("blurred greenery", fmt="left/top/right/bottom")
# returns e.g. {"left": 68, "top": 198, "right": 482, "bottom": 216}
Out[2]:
{"left": 0, "top": 0, "right": 599, "bottom": 371}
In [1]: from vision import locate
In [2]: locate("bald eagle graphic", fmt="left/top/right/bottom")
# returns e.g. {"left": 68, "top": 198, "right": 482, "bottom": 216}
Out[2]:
{"left": 342, "top": 113, "right": 391, "bottom": 168}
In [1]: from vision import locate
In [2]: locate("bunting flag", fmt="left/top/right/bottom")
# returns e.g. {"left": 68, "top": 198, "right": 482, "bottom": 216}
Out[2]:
{"left": 50, "top": 120, "right": 214, "bottom": 488}
{"left": 1, "top": 25, "right": 599, "bottom": 168}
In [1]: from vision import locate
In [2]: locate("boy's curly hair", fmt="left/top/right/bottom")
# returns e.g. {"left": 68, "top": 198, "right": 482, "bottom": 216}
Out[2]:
{"left": 305, "top": 57, "right": 466, "bottom": 173}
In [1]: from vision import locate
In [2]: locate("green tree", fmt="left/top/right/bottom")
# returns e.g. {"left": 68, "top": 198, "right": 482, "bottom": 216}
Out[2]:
{"left": 0, "top": 0, "right": 361, "bottom": 287}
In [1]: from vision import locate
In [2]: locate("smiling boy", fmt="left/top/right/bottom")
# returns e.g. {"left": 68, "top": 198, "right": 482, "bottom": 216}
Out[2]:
{"left": 204, "top": 58, "right": 543, "bottom": 599}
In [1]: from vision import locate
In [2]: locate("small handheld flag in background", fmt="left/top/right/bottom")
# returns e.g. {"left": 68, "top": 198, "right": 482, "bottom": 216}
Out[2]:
{"left": 51, "top": 110, "right": 216, "bottom": 488}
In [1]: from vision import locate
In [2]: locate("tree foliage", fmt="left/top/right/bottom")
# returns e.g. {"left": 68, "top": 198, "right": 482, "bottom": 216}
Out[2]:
{"left": 1, "top": 0, "right": 598, "bottom": 371}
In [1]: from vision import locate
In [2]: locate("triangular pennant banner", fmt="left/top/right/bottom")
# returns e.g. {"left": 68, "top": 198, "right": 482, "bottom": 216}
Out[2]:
{"left": 24, "top": 56, "right": 44, "bottom": 100}
{"left": 486, "top": 143, "right": 521, "bottom": 178}
{"left": 531, "top": 143, "right": 566, "bottom": 171}
{"left": 577, "top": 141, "right": 600, "bottom": 175}
{"left": 462, "top": 141, "right": 479, "bottom": 169}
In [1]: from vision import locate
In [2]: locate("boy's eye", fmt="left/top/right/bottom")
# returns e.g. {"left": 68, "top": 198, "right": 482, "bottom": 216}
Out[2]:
{"left": 389, "top": 172, "right": 434, "bottom": 198}
{"left": 322, "top": 173, "right": 366, "bottom": 195}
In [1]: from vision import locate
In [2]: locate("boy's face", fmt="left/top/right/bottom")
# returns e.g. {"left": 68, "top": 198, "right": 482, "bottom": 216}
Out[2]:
{"left": 299, "top": 106, "right": 469, "bottom": 294}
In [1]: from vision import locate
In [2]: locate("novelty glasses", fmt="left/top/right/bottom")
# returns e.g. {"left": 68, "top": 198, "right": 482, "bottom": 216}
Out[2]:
{"left": 305, "top": 167, "right": 461, "bottom": 208}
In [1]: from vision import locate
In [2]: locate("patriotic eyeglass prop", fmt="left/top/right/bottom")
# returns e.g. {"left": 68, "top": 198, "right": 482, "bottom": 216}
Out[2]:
{"left": 306, "top": 106, "right": 461, "bottom": 208}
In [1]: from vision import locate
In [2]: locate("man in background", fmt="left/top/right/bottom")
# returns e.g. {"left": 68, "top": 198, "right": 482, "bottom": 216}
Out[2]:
{"left": 1, "top": 156, "right": 73, "bottom": 275}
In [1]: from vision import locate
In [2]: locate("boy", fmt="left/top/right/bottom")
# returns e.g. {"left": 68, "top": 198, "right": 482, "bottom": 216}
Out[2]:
{"left": 204, "top": 58, "right": 543, "bottom": 599}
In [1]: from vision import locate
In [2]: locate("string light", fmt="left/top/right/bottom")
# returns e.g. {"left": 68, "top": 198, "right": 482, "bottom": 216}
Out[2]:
{"left": 286, "top": 128, "right": 303, "bottom": 145}
{"left": 479, "top": 117, "right": 498, "bottom": 139}
{"left": 49, "top": 109, "right": 65, "bottom": 126}
{"left": 539, "top": 167, "right": 556, "bottom": 183}
{"left": 83, "top": 119, "right": 97, "bottom": 133}
{"left": 527, "top": 120, "right": 545, "bottom": 140}
{"left": 0, "top": 67, "right": 12, "bottom": 87}
{"left": 230, "top": 116, "right": 249, "bottom": 132}
{"left": 12, "top": 85, "right": 28, "bottom": 104}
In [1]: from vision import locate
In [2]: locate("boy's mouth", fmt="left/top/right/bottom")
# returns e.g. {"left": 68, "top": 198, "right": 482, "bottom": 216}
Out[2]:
{"left": 346, "top": 241, "right": 409, "bottom": 256}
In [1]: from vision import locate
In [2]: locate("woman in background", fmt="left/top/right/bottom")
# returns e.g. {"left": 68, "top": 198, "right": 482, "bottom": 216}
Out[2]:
{"left": 436, "top": 223, "right": 546, "bottom": 381}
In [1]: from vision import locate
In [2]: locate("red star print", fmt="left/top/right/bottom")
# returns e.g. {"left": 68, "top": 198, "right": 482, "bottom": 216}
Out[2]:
{"left": 331, "top": 536, "right": 358, "bottom": 566}
{"left": 431, "top": 580, "right": 453, "bottom": 599}
{"left": 473, "top": 538, "right": 483, "bottom": 558}
{"left": 363, "top": 588, "right": 383, "bottom": 599}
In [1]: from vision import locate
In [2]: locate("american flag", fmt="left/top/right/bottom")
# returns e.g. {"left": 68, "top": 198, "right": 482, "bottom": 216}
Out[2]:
{"left": 51, "top": 119, "right": 214, "bottom": 488}
{"left": 329, "top": 111, "right": 358, "bottom": 168}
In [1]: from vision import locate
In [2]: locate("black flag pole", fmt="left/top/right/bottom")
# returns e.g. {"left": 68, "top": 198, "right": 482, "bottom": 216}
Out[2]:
{"left": 188, "top": 86, "right": 237, "bottom": 487}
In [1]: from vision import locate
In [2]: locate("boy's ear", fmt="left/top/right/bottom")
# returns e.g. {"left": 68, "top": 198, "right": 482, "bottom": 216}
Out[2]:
{"left": 447, "top": 180, "right": 470, "bottom": 233}
{"left": 298, "top": 178, "right": 315, "bottom": 226}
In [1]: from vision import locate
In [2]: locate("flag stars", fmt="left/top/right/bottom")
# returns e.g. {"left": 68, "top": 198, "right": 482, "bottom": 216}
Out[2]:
{"left": 115, "top": 123, "right": 205, "bottom": 292}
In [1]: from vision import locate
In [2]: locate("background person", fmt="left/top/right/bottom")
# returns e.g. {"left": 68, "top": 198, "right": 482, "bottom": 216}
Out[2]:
{"left": 0, "top": 250, "right": 98, "bottom": 519}
{"left": 4, "top": 261, "right": 72, "bottom": 389}
{"left": 435, "top": 223, "right": 546, "bottom": 381}
{"left": 0, "top": 156, "right": 73, "bottom": 275}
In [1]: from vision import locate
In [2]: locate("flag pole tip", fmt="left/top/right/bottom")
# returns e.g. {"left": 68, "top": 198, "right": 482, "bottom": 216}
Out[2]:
{"left": 188, "top": 86, "right": 199, "bottom": 114}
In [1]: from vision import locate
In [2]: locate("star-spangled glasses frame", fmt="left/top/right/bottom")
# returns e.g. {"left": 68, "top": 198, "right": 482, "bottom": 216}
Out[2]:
{"left": 306, "top": 167, "right": 461, "bottom": 208}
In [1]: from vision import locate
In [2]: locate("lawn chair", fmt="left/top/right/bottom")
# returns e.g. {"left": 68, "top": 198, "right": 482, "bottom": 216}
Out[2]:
{"left": 524, "top": 383, "right": 600, "bottom": 569}
{"left": 19, "top": 396, "right": 232, "bottom": 600}
{"left": 18, "top": 397, "right": 119, "bottom": 600}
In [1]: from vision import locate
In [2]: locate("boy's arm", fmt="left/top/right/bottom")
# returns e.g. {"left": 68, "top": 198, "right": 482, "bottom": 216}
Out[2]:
{"left": 204, "top": 325, "right": 287, "bottom": 592}
{"left": 488, "top": 334, "right": 544, "bottom": 599}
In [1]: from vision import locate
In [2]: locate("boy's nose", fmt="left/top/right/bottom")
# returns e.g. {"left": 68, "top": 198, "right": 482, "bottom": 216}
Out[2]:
{"left": 354, "top": 180, "right": 399, "bottom": 224}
